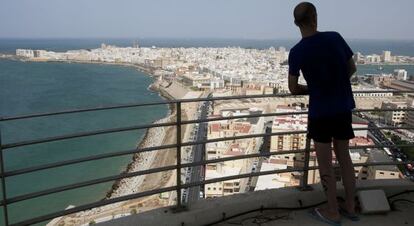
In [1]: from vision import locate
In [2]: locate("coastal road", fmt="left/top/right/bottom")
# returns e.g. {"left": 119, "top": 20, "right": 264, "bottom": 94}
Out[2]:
{"left": 186, "top": 93, "right": 212, "bottom": 203}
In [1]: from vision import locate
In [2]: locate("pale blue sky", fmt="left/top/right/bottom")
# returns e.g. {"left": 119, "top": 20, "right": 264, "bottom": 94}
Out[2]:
{"left": 0, "top": 0, "right": 413, "bottom": 40}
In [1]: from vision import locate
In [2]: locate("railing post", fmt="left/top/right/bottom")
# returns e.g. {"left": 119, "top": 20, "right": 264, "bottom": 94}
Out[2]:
{"left": 172, "top": 101, "right": 186, "bottom": 212}
{"left": 300, "top": 137, "right": 313, "bottom": 191}
{"left": 0, "top": 129, "right": 9, "bottom": 226}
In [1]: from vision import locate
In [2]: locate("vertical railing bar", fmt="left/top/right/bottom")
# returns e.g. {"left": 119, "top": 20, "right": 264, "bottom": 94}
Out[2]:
{"left": 173, "top": 101, "right": 184, "bottom": 211}
{"left": 0, "top": 129, "right": 10, "bottom": 226}
{"left": 300, "top": 137, "right": 312, "bottom": 191}
{"left": 202, "top": 142, "right": 206, "bottom": 199}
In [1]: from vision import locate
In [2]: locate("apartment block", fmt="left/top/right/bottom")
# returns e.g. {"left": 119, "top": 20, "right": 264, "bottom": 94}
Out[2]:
{"left": 381, "top": 101, "right": 408, "bottom": 125}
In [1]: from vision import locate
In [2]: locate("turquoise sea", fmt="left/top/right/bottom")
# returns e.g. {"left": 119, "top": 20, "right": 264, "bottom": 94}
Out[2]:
{"left": 0, "top": 60, "right": 168, "bottom": 225}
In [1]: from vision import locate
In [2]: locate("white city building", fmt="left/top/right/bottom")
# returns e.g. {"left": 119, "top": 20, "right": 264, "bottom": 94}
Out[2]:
{"left": 382, "top": 50, "right": 392, "bottom": 62}
{"left": 394, "top": 69, "right": 408, "bottom": 81}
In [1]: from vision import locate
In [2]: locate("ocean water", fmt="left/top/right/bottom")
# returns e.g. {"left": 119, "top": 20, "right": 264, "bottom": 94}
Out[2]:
{"left": 0, "top": 60, "right": 168, "bottom": 225}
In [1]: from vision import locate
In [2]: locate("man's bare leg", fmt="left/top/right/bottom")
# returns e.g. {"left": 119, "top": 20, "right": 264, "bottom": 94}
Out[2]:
{"left": 333, "top": 139, "right": 356, "bottom": 214}
{"left": 314, "top": 141, "right": 340, "bottom": 220}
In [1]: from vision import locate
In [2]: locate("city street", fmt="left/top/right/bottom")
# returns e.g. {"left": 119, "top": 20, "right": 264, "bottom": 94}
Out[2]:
{"left": 185, "top": 93, "right": 212, "bottom": 203}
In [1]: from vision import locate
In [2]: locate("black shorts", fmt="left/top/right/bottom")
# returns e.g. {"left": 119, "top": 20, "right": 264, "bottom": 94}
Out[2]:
{"left": 307, "top": 111, "right": 355, "bottom": 143}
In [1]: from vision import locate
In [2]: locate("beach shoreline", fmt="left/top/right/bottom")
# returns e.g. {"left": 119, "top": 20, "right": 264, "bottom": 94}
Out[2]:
{"left": 104, "top": 80, "right": 176, "bottom": 199}
{"left": 35, "top": 58, "right": 186, "bottom": 225}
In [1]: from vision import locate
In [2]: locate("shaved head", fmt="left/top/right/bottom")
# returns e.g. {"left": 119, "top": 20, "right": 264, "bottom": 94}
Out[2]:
{"left": 294, "top": 2, "right": 317, "bottom": 27}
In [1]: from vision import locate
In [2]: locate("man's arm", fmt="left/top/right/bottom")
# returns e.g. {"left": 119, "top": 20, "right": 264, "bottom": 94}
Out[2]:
{"left": 288, "top": 74, "right": 308, "bottom": 95}
{"left": 347, "top": 58, "right": 357, "bottom": 79}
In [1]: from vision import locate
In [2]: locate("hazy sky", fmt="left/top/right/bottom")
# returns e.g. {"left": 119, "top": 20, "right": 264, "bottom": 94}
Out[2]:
{"left": 1, "top": 0, "right": 413, "bottom": 40}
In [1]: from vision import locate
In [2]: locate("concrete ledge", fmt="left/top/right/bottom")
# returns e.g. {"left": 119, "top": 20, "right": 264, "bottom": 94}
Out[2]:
{"left": 98, "top": 179, "right": 414, "bottom": 226}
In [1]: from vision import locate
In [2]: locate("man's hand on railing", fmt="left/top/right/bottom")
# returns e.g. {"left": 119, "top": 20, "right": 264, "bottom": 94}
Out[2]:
{"left": 288, "top": 74, "right": 309, "bottom": 95}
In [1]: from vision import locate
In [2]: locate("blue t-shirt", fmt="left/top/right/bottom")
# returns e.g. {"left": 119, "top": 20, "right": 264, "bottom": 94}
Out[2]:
{"left": 288, "top": 31, "right": 356, "bottom": 119}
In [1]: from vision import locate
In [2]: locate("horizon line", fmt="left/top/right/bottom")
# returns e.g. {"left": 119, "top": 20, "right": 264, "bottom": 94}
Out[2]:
{"left": 1, "top": 36, "right": 414, "bottom": 42}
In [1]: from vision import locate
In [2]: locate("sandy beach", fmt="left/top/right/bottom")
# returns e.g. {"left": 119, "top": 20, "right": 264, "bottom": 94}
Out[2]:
{"left": 108, "top": 114, "right": 174, "bottom": 199}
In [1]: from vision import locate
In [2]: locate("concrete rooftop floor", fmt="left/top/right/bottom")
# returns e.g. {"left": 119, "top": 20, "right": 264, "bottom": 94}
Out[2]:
{"left": 98, "top": 179, "right": 414, "bottom": 226}
{"left": 215, "top": 193, "right": 414, "bottom": 226}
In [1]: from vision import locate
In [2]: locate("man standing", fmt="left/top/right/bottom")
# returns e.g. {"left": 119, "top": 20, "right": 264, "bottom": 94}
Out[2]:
{"left": 288, "top": 2, "right": 359, "bottom": 225}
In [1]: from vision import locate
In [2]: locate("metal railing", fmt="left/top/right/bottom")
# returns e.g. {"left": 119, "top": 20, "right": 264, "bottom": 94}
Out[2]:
{"left": 0, "top": 90, "right": 414, "bottom": 226}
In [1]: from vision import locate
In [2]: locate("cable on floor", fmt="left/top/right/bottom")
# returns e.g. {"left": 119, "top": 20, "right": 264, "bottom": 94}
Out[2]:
{"left": 204, "top": 189, "right": 414, "bottom": 226}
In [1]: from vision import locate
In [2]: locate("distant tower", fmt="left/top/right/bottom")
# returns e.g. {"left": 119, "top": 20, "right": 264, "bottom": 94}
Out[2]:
{"left": 354, "top": 52, "right": 363, "bottom": 63}
{"left": 133, "top": 40, "right": 140, "bottom": 48}
{"left": 382, "top": 51, "right": 392, "bottom": 62}
{"left": 278, "top": 46, "right": 287, "bottom": 62}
